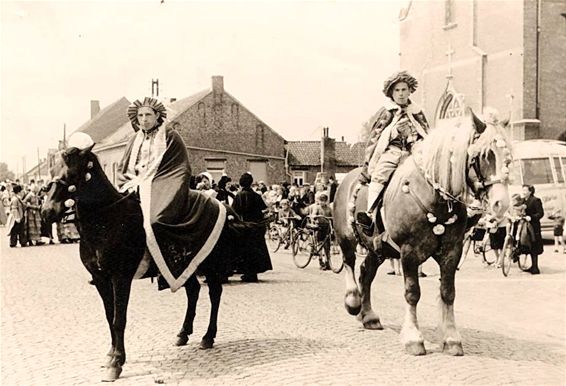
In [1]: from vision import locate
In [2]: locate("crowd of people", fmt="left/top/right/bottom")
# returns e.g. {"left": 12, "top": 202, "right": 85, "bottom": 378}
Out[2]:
{"left": 1, "top": 179, "right": 80, "bottom": 248}
{"left": 4, "top": 70, "right": 563, "bottom": 282}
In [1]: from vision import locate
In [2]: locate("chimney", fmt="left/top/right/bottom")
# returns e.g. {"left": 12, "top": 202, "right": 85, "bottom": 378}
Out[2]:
{"left": 212, "top": 76, "right": 224, "bottom": 95}
{"left": 90, "top": 100, "right": 100, "bottom": 118}
{"left": 321, "top": 127, "right": 336, "bottom": 175}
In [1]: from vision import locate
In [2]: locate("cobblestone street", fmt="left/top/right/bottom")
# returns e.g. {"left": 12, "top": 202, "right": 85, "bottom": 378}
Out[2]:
{"left": 2, "top": 234, "right": 565, "bottom": 385}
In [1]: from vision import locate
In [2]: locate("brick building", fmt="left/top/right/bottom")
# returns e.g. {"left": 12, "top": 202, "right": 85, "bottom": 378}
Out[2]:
{"left": 286, "top": 127, "right": 365, "bottom": 185}
{"left": 71, "top": 76, "right": 362, "bottom": 187}
{"left": 399, "top": 0, "right": 565, "bottom": 140}
{"left": 92, "top": 76, "right": 287, "bottom": 185}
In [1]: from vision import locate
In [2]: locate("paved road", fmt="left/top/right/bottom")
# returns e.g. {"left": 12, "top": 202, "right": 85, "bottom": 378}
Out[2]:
{"left": 2, "top": 234, "right": 565, "bottom": 385}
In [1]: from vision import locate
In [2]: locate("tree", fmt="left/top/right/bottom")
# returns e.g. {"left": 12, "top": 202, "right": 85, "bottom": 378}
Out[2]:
{"left": 0, "top": 162, "right": 15, "bottom": 181}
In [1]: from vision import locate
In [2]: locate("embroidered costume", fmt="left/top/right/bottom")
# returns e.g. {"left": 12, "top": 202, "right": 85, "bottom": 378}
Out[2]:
{"left": 117, "top": 97, "right": 226, "bottom": 292}
{"left": 358, "top": 71, "right": 430, "bottom": 230}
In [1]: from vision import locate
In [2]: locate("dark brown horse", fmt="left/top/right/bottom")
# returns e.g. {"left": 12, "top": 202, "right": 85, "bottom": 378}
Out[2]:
{"left": 333, "top": 109, "right": 512, "bottom": 355}
{"left": 41, "top": 144, "right": 249, "bottom": 381}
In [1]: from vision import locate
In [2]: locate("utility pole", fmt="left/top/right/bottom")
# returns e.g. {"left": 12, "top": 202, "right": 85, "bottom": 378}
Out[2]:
{"left": 152, "top": 79, "right": 159, "bottom": 97}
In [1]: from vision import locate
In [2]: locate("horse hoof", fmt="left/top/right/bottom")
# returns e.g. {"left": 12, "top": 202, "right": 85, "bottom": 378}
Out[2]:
{"left": 175, "top": 334, "right": 189, "bottom": 346}
{"left": 443, "top": 341, "right": 464, "bottom": 356}
{"left": 102, "top": 365, "right": 122, "bottom": 382}
{"left": 405, "top": 341, "right": 426, "bottom": 356}
{"left": 344, "top": 292, "right": 361, "bottom": 316}
{"left": 199, "top": 338, "right": 214, "bottom": 350}
{"left": 363, "top": 318, "right": 383, "bottom": 330}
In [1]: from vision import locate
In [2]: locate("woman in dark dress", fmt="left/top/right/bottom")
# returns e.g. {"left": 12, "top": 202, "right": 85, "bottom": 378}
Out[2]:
{"left": 231, "top": 172, "right": 273, "bottom": 282}
{"left": 522, "top": 184, "right": 544, "bottom": 274}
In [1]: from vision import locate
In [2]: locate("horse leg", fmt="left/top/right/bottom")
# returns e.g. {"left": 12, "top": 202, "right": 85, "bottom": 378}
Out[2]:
{"left": 200, "top": 276, "right": 222, "bottom": 349}
{"left": 358, "top": 251, "right": 384, "bottom": 329}
{"left": 342, "top": 240, "right": 361, "bottom": 316}
{"left": 434, "top": 252, "right": 464, "bottom": 356}
{"left": 399, "top": 252, "right": 426, "bottom": 355}
{"left": 175, "top": 276, "right": 200, "bottom": 346}
{"left": 103, "top": 275, "right": 133, "bottom": 382}
{"left": 93, "top": 276, "right": 116, "bottom": 368}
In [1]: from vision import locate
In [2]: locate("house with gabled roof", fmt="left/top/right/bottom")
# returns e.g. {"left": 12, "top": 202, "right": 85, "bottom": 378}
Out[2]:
{"left": 57, "top": 76, "right": 363, "bottom": 187}
{"left": 94, "top": 76, "right": 288, "bottom": 185}
{"left": 286, "top": 127, "right": 365, "bottom": 185}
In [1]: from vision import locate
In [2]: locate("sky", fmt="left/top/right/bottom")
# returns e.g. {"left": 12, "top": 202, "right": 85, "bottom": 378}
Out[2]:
{"left": 0, "top": 0, "right": 404, "bottom": 176}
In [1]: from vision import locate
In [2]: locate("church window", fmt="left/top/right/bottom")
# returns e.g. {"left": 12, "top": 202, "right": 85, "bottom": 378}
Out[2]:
{"left": 436, "top": 91, "right": 465, "bottom": 121}
{"left": 445, "top": 0, "right": 454, "bottom": 26}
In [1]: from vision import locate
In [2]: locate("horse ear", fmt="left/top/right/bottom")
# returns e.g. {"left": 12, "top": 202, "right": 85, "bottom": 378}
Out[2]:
{"left": 467, "top": 107, "right": 486, "bottom": 134}
{"left": 79, "top": 143, "right": 96, "bottom": 155}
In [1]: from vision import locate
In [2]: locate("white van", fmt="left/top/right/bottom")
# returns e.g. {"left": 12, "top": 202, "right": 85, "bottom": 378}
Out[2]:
{"left": 508, "top": 140, "right": 566, "bottom": 238}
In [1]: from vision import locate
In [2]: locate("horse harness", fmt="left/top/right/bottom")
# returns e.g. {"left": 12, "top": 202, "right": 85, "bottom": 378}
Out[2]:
{"left": 47, "top": 160, "right": 138, "bottom": 217}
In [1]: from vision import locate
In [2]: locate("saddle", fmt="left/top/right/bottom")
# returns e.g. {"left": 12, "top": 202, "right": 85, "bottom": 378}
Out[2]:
{"left": 352, "top": 181, "right": 401, "bottom": 259}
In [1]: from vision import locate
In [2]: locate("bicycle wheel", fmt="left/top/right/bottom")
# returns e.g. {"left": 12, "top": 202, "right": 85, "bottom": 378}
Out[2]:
{"left": 292, "top": 231, "right": 312, "bottom": 268}
{"left": 266, "top": 225, "right": 281, "bottom": 252}
{"left": 327, "top": 236, "right": 344, "bottom": 273}
{"left": 481, "top": 238, "right": 496, "bottom": 265}
{"left": 501, "top": 236, "right": 514, "bottom": 277}
{"left": 517, "top": 253, "right": 532, "bottom": 271}
{"left": 472, "top": 239, "right": 483, "bottom": 255}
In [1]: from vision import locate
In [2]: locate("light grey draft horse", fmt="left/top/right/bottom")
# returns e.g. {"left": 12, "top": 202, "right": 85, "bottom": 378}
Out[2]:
{"left": 333, "top": 108, "right": 512, "bottom": 355}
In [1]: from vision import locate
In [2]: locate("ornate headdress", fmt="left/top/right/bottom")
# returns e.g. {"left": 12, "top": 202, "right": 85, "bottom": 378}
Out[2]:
{"left": 382, "top": 71, "right": 418, "bottom": 98}
{"left": 127, "top": 97, "right": 167, "bottom": 130}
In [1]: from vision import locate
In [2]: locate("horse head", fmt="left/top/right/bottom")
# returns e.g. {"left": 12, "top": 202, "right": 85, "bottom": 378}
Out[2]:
{"left": 466, "top": 107, "right": 512, "bottom": 219}
{"left": 41, "top": 133, "right": 98, "bottom": 224}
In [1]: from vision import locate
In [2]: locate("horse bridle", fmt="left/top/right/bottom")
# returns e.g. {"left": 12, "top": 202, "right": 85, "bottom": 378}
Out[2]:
{"left": 467, "top": 135, "right": 512, "bottom": 201}
{"left": 47, "top": 163, "right": 136, "bottom": 214}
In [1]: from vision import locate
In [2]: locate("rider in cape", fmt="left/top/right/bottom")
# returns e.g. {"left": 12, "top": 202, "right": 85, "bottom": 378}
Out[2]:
{"left": 117, "top": 97, "right": 227, "bottom": 290}
{"left": 357, "top": 71, "right": 430, "bottom": 234}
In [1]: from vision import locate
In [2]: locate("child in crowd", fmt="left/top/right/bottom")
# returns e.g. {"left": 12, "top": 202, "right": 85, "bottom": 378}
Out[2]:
{"left": 276, "top": 199, "right": 301, "bottom": 249}
{"left": 548, "top": 209, "right": 565, "bottom": 253}
{"left": 306, "top": 192, "right": 333, "bottom": 270}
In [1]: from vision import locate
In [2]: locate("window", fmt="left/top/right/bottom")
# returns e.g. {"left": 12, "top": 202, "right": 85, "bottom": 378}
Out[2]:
{"left": 205, "top": 159, "right": 226, "bottom": 183}
{"left": 255, "top": 124, "right": 265, "bottom": 149}
{"left": 249, "top": 160, "right": 267, "bottom": 184}
{"left": 508, "top": 159, "right": 522, "bottom": 185}
{"left": 438, "top": 92, "right": 465, "bottom": 120}
{"left": 445, "top": 0, "right": 454, "bottom": 26}
{"left": 554, "top": 157, "right": 564, "bottom": 183}
{"left": 521, "top": 158, "right": 554, "bottom": 185}
{"left": 293, "top": 171, "right": 305, "bottom": 186}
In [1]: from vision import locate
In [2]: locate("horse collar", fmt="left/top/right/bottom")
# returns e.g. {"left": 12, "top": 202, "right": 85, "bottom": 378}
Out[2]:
{"left": 401, "top": 179, "right": 459, "bottom": 237}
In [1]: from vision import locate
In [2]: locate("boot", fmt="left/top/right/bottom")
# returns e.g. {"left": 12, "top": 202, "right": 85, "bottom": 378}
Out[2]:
{"left": 529, "top": 254, "right": 540, "bottom": 275}
{"left": 356, "top": 182, "right": 384, "bottom": 235}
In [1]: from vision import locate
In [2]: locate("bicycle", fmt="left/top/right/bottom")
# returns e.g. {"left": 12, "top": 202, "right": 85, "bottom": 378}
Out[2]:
{"left": 292, "top": 215, "right": 343, "bottom": 273}
{"left": 459, "top": 225, "right": 487, "bottom": 270}
{"left": 501, "top": 217, "right": 532, "bottom": 277}
{"left": 266, "top": 216, "right": 300, "bottom": 253}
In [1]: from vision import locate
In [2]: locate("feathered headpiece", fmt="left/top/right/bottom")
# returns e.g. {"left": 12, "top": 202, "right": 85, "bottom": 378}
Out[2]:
{"left": 127, "top": 97, "right": 167, "bottom": 130}
{"left": 382, "top": 71, "right": 418, "bottom": 98}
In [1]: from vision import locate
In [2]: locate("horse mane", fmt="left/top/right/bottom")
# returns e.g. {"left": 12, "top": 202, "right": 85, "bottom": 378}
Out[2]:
{"left": 415, "top": 109, "right": 512, "bottom": 198}
{"left": 415, "top": 117, "right": 475, "bottom": 197}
